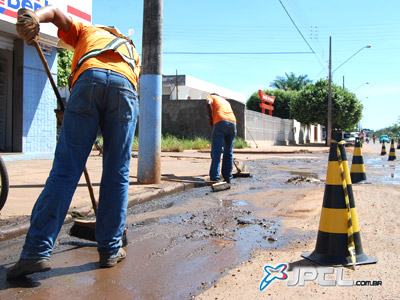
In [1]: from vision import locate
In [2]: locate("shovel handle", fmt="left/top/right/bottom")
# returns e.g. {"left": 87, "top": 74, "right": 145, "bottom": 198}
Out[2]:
{"left": 83, "top": 167, "right": 98, "bottom": 214}
{"left": 33, "top": 41, "right": 65, "bottom": 111}
{"left": 233, "top": 159, "right": 241, "bottom": 173}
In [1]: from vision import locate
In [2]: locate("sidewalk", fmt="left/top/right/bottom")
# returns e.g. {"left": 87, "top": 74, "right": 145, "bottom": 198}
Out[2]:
{"left": 0, "top": 144, "right": 330, "bottom": 241}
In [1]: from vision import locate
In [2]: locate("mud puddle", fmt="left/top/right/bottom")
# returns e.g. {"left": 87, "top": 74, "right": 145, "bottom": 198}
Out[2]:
{"left": 118, "top": 156, "right": 326, "bottom": 298}
{"left": 364, "top": 156, "right": 400, "bottom": 185}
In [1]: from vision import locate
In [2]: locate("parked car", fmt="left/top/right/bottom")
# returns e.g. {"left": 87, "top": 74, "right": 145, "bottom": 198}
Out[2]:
{"left": 379, "top": 135, "right": 390, "bottom": 143}
{"left": 343, "top": 132, "right": 358, "bottom": 146}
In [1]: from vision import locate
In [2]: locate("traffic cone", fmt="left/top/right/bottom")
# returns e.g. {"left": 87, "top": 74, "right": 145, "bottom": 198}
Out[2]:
{"left": 302, "top": 131, "right": 377, "bottom": 267}
{"left": 388, "top": 139, "right": 396, "bottom": 161}
{"left": 350, "top": 138, "right": 367, "bottom": 183}
{"left": 380, "top": 141, "right": 387, "bottom": 156}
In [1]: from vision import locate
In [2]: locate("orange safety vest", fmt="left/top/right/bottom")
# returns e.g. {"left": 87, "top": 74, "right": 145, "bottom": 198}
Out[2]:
{"left": 58, "top": 19, "right": 140, "bottom": 90}
{"left": 207, "top": 95, "right": 236, "bottom": 126}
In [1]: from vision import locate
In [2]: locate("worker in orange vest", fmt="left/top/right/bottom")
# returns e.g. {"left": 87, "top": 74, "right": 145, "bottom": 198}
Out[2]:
{"left": 206, "top": 94, "right": 237, "bottom": 183}
{"left": 7, "top": 5, "right": 140, "bottom": 279}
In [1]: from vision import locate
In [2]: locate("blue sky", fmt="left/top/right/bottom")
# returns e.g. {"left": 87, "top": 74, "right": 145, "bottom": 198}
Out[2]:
{"left": 92, "top": 0, "right": 400, "bottom": 131}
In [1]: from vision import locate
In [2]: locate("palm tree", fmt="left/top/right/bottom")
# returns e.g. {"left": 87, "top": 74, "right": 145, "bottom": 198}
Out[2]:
{"left": 270, "top": 72, "right": 312, "bottom": 91}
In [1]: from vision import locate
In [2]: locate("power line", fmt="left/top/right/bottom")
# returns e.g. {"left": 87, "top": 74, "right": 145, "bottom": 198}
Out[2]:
{"left": 278, "top": 0, "right": 326, "bottom": 76}
{"left": 162, "top": 51, "right": 314, "bottom": 55}
{"left": 278, "top": 0, "right": 315, "bottom": 53}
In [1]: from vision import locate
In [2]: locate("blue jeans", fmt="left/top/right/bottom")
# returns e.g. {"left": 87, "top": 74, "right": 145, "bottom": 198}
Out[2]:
{"left": 21, "top": 68, "right": 139, "bottom": 259}
{"left": 209, "top": 121, "right": 237, "bottom": 182}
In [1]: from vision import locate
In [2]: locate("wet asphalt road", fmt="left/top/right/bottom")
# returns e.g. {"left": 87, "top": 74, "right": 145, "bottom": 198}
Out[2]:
{"left": 0, "top": 144, "right": 398, "bottom": 299}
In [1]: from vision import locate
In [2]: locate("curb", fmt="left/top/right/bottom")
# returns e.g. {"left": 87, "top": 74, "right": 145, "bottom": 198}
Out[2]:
{"left": 0, "top": 181, "right": 196, "bottom": 242}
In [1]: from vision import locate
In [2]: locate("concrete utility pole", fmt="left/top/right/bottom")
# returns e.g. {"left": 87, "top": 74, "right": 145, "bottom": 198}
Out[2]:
{"left": 327, "top": 36, "right": 332, "bottom": 146}
{"left": 138, "top": 0, "right": 163, "bottom": 184}
{"left": 327, "top": 40, "right": 370, "bottom": 146}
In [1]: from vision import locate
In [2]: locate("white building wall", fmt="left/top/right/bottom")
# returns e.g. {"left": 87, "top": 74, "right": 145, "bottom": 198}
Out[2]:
{"left": 164, "top": 75, "right": 247, "bottom": 103}
{"left": 22, "top": 45, "right": 58, "bottom": 154}
{"left": 0, "top": 0, "right": 92, "bottom": 154}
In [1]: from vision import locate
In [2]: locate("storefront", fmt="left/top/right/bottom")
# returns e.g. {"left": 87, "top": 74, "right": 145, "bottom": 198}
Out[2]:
{"left": 0, "top": 0, "right": 91, "bottom": 155}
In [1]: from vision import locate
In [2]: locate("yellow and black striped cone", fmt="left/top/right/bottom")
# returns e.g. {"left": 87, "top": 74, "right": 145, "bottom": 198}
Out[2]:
{"left": 380, "top": 141, "right": 387, "bottom": 156}
{"left": 388, "top": 139, "right": 396, "bottom": 161}
{"left": 302, "top": 131, "right": 377, "bottom": 267}
{"left": 350, "top": 138, "right": 367, "bottom": 183}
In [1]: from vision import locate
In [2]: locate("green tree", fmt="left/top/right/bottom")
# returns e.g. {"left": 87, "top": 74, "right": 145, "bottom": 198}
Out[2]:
{"left": 246, "top": 89, "right": 298, "bottom": 119}
{"left": 270, "top": 72, "right": 312, "bottom": 91}
{"left": 290, "top": 79, "right": 362, "bottom": 130}
{"left": 57, "top": 49, "right": 73, "bottom": 87}
{"left": 375, "top": 124, "right": 400, "bottom": 138}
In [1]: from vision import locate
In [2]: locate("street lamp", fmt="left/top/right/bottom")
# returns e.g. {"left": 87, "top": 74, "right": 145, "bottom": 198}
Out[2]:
{"left": 332, "top": 45, "right": 372, "bottom": 75}
{"left": 327, "top": 39, "right": 371, "bottom": 146}
{"left": 353, "top": 82, "right": 369, "bottom": 92}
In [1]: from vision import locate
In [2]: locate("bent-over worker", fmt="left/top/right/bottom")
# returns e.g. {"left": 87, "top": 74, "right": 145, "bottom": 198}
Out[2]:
{"left": 206, "top": 93, "right": 237, "bottom": 183}
{"left": 7, "top": 5, "right": 140, "bottom": 279}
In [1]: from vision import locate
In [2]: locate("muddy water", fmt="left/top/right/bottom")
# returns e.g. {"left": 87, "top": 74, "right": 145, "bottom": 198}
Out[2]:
{"left": 121, "top": 184, "right": 286, "bottom": 299}
{"left": 0, "top": 152, "right": 398, "bottom": 299}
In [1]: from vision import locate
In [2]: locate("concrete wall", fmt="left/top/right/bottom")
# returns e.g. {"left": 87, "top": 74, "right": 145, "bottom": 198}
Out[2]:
{"left": 245, "top": 110, "right": 294, "bottom": 146}
{"left": 162, "top": 99, "right": 246, "bottom": 139}
{"left": 245, "top": 110, "right": 323, "bottom": 147}
{"left": 162, "top": 99, "right": 323, "bottom": 146}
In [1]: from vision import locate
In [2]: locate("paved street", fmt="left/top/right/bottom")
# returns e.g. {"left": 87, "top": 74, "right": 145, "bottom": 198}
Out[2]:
{"left": 0, "top": 142, "right": 399, "bottom": 299}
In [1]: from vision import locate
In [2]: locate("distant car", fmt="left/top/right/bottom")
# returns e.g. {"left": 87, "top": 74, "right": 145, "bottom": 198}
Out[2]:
{"left": 343, "top": 132, "right": 358, "bottom": 146}
{"left": 379, "top": 135, "right": 390, "bottom": 143}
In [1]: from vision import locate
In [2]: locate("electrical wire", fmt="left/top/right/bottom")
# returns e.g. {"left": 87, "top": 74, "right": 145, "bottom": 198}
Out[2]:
{"left": 278, "top": 0, "right": 327, "bottom": 77}
{"left": 278, "top": 0, "right": 315, "bottom": 53}
{"left": 163, "top": 51, "right": 314, "bottom": 55}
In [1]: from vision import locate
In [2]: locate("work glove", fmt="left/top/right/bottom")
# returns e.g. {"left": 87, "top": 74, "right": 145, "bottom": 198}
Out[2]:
{"left": 16, "top": 8, "right": 40, "bottom": 46}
